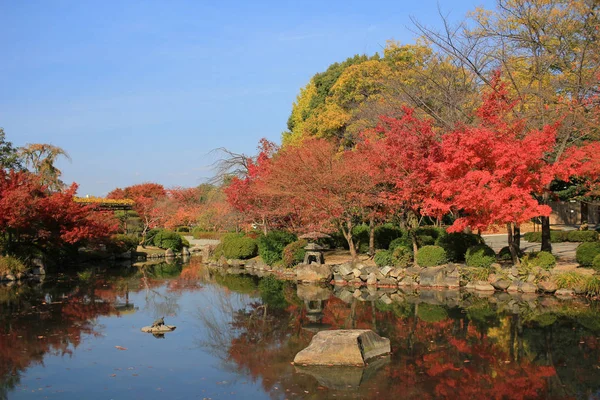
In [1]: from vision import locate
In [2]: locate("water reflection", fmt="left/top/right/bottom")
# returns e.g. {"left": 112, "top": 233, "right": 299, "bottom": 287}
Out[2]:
{"left": 1, "top": 262, "right": 600, "bottom": 399}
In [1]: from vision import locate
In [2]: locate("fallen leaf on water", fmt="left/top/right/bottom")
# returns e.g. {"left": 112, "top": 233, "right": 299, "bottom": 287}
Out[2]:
{"left": 115, "top": 346, "right": 127, "bottom": 351}
{"left": 109, "top": 374, "right": 116, "bottom": 378}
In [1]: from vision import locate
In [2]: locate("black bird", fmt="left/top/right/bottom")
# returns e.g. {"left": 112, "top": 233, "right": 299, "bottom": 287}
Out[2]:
{"left": 152, "top": 317, "right": 165, "bottom": 328}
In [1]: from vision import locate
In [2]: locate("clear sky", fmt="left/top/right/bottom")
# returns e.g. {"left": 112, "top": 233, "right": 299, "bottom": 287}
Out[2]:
{"left": 0, "top": 0, "right": 493, "bottom": 196}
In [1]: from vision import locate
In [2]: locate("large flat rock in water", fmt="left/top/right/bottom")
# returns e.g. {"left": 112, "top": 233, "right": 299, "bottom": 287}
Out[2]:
{"left": 141, "top": 325, "right": 176, "bottom": 333}
{"left": 294, "top": 329, "right": 390, "bottom": 366}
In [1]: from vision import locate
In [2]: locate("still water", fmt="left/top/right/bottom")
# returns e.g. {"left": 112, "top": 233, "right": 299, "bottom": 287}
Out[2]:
{"left": 1, "top": 258, "right": 600, "bottom": 399}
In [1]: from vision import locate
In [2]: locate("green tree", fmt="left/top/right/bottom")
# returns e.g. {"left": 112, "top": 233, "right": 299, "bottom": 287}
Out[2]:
{"left": 0, "top": 128, "right": 22, "bottom": 171}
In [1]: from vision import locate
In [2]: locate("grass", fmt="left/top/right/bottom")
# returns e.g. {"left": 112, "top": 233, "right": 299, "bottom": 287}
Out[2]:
{"left": 552, "top": 272, "right": 586, "bottom": 289}
{"left": 462, "top": 266, "right": 491, "bottom": 282}
{"left": 0, "top": 256, "right": 27, "bottom": 275}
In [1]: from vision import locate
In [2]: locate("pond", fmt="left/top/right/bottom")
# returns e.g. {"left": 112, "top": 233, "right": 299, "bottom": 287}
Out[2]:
{"left": 1, "top": 258, "right": 600, "bottom": 399}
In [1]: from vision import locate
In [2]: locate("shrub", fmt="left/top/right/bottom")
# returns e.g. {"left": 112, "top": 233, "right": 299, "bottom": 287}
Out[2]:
{"left": 392, "top": 246, "right": 413, "bottom": 268}
{"left": 374, "top": 250, "right": 394, "bottom": 267}
{"left": 524, "top": 230, "right": 588, "bottom": 243}
{"left": 257, "top": 231, "right": 296, "bottom": 265}
{"left": 153, "top": 229, "right": 184, "bottom": 251}
{"left": 351, "top": 224, "right": 370, "bottom": 253}
{"left": 110, "top": 234, "right": 139, "bottom": 253}
{"left": 593, "top": 255, "right": 600, "bottom": 271}
{"left": 175, "top": 226, "right": 190, "bottom": 233}
{"left": 192, "top": 228, "right": 225, "bottom": 240}
{"left": 180, "top": 235, "right": 190, "bottom": 248}
{"left": 576, "top": 242, "right": 600, "bottom": 267}
{"left": 465, "top": 245, "right": 496, "bottom": 268}
{"left": 523, "top": 251, "right": 556, "bottom": 270}
{"left": 389, "top": 236, "right": 412, "bottom": 251}
{"left": 567, "top": 230, "right": 599, "bottom": 242}
{"left": 0, "top": 256, "right": 27, "bottom": 275}
{"left": 416, "top": 245, "right": 447, "bottom": 267}
{"left": 374, "top": 224, "right": 405, "bottom": 250}
{"left": 282, "top": 239, "right": 307, "bottom": 268}
{"left": 435, "top": 232, "right": 483, "bottom": 262}
{"left": 221, "top": 233, "right": 258, "bottom": 260}
{"left": 553, "top": 272, "right": 586, "bottom": 289}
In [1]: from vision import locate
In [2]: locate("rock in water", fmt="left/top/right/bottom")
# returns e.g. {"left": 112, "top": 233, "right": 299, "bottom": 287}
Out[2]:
{"left": 294, "top": 329, "right": 390, "bottom": 366}
{"left": 141, "top": 325, "right": 176, "bottom": 334}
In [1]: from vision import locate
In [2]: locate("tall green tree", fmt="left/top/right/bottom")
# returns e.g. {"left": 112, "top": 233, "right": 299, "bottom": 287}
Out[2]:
{"left": 0, "top": 128, "right": 22, "bottom": 171}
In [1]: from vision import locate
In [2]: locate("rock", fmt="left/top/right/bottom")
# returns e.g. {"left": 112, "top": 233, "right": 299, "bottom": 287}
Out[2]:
{"left": 406, "top": 266, "right": 423, "bottom": 275}
{"left": 294, "top": 357, "right": 390, "bottom": 390}
{"left": 555, "top": 288, "right": 575, "bottom": 297}
{"left": 380, "top": 266, "right": 393, "bottom": 277}
{"left": 337, "top": 289, "right": 354, "bottom": 304}
{"left": 510, "top": 267, "right": 519, "bottom": 277}
{"left": 366, "top": 273, "right": 377, "bottom": 286}
{"left": 474, "top": 281, "right": 495, "bottom": 292}
{"left": 442, "top": 276, "right": 460, "bottom": 288}
{"left": 491, "top": 279, "right": 511, "bottom": 291}
{"left": 337, "top": 263, "right": 353, "bottom": 277}
{"left": 296, "top": 264, "right": 332, "bottom": 282}
{"left": 507, "top": 280, "right": 522, "bottom": 292}
{"left": 398, "top": 276, "right": 416, "bottom": 286}
{"left": 389, "top": 268, "right": 401, "bottom": 278}
{"left": 141, "top": 325, "right": 176, "bottom": 334}
{"left": 465, "top": 281, "right": 476, "bottom": 290}
{"left": 293, "top": 330, "right": 391, "bottom": 366}
{"left": 419, "top": 266, "right": 445, "bottom": 287}
{"left": 519, "top": 282, "right": 538, "bottom": 293}
{"left": 31, "top": 266, "right": 46, "bottom": 275}
{"left": 537, "top": 280, "right": 557, "bottom": 293}
{"left": 165, "top": 248, "right": 175, "bottom": 257}
{"left": 5, "top": 274, "right": 16, "bottom": 281}
{"left": 352, "top": 268, "right": 362, "bottom": 278}
{"left": 182, "top": 247, "right": 191, "bottom": 256}
{"left": 526, "top": 274, "right": 536, "bottom": 283}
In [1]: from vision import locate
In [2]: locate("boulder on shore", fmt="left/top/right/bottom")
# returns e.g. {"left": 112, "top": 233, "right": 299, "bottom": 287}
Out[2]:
{"left": 296, "top": 264, "right": 332, "bottom": 283}
{"left": 293, "top": 329, "right": 390, "bottom": 366}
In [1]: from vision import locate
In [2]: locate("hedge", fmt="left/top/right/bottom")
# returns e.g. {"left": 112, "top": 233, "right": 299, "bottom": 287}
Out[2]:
{"left": 153, "top": 230, "right": 184, "bottom": 251}
{"left": 576, "top": 242, "right": 600, "bottom": 267}
{"left": 416, "top": 245, "right": 447, "bottom": 267}
{"left": 522, "top": 251, "right": 556, "bottom": 270}
{"left": 257, "top": 231, "right": 297, "bottom": 265}
{"left": 216, "top": 233, "right": 258, "bottom": 260}
{"left": 465, "top": 245, "right": 496, "bottom": 268}
{"left": 524, "top": 230, "right": 597, "bottom": 243}
{"left": 435, "top": 232, "right": 483, "bottom": 262}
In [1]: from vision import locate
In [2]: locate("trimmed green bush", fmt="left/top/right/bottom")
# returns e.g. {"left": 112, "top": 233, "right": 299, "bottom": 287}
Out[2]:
{"left": 389, "top": 236, "right": 412, "bottom": 251}
{"left": 524, "top": 230, "right": 594, "bottom": 243}
{"left": 110, "top": 234, "right": 139, "bottom": 253}
{"left": 0, "top": 256, "right": 27, "bottom": 275}
{"left": 567, "top": 230, "right": 599, "bottom": 242}
{"left": 282, "top": 239, "right": 307, "bottom": 268}
{"left": 191, "top": 228, "right": 224, "bottom": 240}
{"left": 257, "top": 231, "right": 296, "bottom": 265}
{"left": 352, "top": 224, "right": 370, "bottom": 253}
{"left": 465, "top": 245, "right": 496, "bottom": 268}
{"left": 221, "top": 233, "right": 258, "bottom": 260}
{"left": 523, "top": 251, "right": 556, "bottom": 270}
{"left": 416, "top": 245, "right": 447, "bottom": 267}
{"left": 392, "top": 246, "right": 413, "bottom": 268}
{"left": 593, "top": 254, "right": 600, "bottom": 271}
{"left": 435, "top": 232, "right": 483, "bottom": 262}
{"left": 153, "top": 230, "right": 184, "bottom": 251}
{"left": 374, "top": 250, "right": 394, "bottom": 267}
{"left": 374, "top": 224, "right": 404, "bottom": 250}
{"left": 576, "top": 242, "right": 600, "bottom": 267}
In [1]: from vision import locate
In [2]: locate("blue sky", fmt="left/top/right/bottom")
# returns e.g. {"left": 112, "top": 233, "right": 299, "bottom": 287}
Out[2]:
{"left": 0, "top": 0, "right": 493, "bottom": 196}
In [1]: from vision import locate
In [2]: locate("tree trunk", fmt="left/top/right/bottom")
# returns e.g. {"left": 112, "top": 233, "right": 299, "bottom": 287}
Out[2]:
{"left": 411, "top": 230, "right": 419, "bottom": 266}
{"left": 541, "top": 215, "right": 552, "bottom": 252}
{"left": 507, "top": 223, "right": 520, "bottom": 266}
{"left": 581, "top": 202, "right": 588, "bottom": 224}
{"left": 541, "top": 193, "right": 552, "bottom": 252}
{"left": 514, "top": 223, "right": 521, "bottom": 249}
{"left": 341, "top": 219, "right": 357, "bottom": 260}
{"left": 368, "top": 217, "right": 375, "bottom": 256}
{"left": 262, "top": 216, "right": 268, "bottom": 236}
